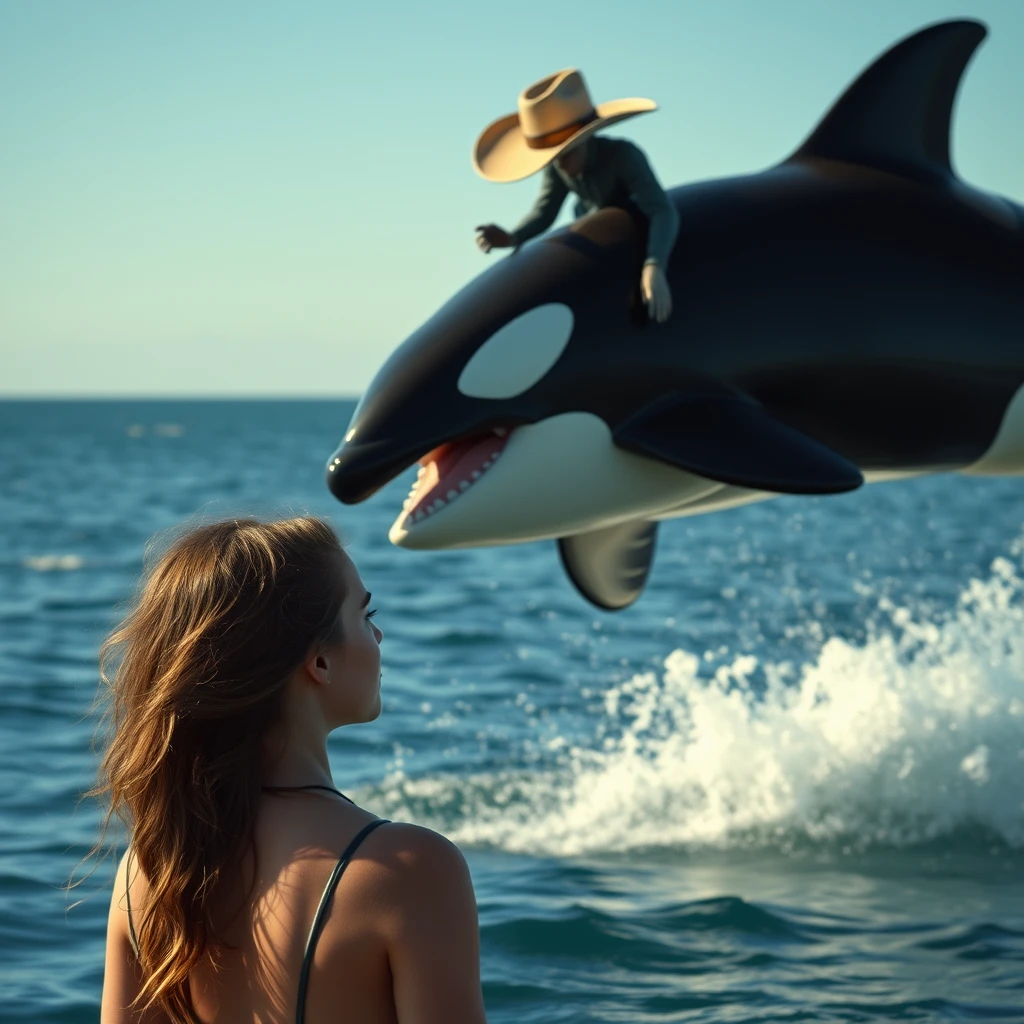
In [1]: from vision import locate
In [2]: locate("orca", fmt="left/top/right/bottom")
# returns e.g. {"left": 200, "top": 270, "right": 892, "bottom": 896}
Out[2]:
{"left": 326, "top": 19, "right": 1024, "bottom": 610}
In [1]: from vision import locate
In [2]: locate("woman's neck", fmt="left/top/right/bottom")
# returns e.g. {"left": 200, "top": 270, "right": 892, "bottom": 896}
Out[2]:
{"left": 262, "top": 736, "right": 333, "bottom": 790}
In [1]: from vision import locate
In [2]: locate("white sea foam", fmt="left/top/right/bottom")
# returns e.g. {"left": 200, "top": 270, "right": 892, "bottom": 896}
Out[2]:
{"left": 22, "top": 554, "right": 84, "bottom": 572}
{"left": 125, "top": 423, "right": 184, "bottom": 438}
{"left": 376, "top": 548, "right": 1024, "bottom": 856}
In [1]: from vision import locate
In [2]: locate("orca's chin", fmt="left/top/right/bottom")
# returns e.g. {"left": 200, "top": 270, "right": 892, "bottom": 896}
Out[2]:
{"left": 395, "top": 427, "right": 512, "bottom": 530}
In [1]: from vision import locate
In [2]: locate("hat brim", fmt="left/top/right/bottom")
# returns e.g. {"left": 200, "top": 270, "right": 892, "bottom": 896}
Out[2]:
{"left": 472, "top": 98, "right": 658, "bottom": 183}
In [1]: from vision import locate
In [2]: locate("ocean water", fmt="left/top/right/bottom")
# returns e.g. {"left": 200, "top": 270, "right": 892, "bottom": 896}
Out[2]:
{"left": 1, "top": 398, "right": 1023, "bottom": 1023}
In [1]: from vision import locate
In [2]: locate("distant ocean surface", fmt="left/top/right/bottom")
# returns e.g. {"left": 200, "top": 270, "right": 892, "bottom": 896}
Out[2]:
{"left": 2, "top": 398, "right": 1023, "bottom": 1023}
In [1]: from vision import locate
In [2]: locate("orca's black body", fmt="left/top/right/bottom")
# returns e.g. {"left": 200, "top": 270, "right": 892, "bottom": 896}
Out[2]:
{"left": 327, "top": 20, "right": 1024, "bottom": 609}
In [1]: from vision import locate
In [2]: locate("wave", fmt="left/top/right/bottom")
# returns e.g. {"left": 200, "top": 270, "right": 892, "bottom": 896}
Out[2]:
{"left": 369, "top": 546, "right": 1024, "bottom": 857}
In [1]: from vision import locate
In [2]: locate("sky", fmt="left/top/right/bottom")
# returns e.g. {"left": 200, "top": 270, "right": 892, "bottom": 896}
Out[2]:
{"left": 2, "top": 0, "right": 1023, "bottom": 397}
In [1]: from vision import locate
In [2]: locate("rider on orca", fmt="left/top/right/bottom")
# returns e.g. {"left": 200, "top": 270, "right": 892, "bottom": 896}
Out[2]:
{"left": 472, "top": 69, "right": 679, "bottom": 324}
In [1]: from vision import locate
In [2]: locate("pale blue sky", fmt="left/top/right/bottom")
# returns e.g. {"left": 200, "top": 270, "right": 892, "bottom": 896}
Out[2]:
{"left": 2, "top": 0, "right": 1022, "bottom": 396}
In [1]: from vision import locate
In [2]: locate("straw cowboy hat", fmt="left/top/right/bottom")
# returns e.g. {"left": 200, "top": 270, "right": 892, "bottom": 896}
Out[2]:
{"left": 472, "top": 69, "right": 657, "bottom": 183}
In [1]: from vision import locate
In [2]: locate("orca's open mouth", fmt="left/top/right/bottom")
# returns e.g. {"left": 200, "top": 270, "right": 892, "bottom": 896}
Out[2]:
{"left": 400, "top": 427, "right": 511, "bottom": 525}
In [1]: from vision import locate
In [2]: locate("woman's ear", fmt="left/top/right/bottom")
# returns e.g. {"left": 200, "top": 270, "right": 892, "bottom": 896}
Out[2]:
{"left": 301, "top": 648, "right": 331, "bottom": 687}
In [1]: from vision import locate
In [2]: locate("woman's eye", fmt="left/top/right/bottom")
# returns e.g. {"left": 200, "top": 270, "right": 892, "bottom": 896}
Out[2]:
{"left": 366, "top": 608, "right": 378, "bottom": 620}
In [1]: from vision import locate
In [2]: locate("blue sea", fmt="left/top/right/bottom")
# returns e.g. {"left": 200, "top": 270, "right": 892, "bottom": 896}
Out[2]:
{"left": 2, "top": 399, "right": 1023, "bottom": 1023}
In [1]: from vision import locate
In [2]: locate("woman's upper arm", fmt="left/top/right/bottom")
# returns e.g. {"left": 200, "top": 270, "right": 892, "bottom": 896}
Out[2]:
{"left": 100, "top": 850, "right": 170, "bottom": 1024}
{"left": 383, "top": 826, "right": 487, "bottom": 1024}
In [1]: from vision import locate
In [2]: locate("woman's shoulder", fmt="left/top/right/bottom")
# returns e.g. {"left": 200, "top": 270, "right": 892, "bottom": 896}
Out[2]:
{"left": 332, "top": 818, "right": 476, "bottom": 932}
{"left": 257, "top": 798, "right": 470, "bottom": 899}
{"left": 319, "top": 820, "right": 486, "bottom": 1021}
{"left": 332, "top": 821, "right": 479, "bottom": 971}
{"left": 352, "top": 820, "right": 472, "bottom": 890}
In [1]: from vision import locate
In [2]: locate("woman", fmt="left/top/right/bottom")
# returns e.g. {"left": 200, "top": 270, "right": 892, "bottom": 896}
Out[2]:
{"left": 94, "top": 516, "right": 486, "bottom": 1023}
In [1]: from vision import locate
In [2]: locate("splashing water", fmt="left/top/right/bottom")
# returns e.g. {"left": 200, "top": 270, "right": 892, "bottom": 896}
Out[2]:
{"left": 373, "top": 550, "right": 1024, "bottom": 857}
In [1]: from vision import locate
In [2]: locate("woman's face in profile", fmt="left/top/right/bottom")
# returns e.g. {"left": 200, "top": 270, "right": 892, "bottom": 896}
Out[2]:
{"left": 323, "top": 550, "right": 384, "bottom": 725}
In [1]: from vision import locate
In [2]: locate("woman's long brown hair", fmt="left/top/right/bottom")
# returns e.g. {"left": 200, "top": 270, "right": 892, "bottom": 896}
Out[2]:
{"left": 89, "top": 516, "right": 346, "bottom": 1022}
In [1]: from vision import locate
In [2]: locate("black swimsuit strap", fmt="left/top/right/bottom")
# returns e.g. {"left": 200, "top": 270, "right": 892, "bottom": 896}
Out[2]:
{"left": 296, "top": 818, "right": 391, "bottom": 1024}
{"left": 262, "top": 784, "right": 355, "bottom": 804}
{"left": 124, "top": 847, "right": 141, "bottom": 958}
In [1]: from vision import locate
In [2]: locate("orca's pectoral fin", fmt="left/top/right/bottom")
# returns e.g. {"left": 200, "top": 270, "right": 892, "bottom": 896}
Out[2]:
{"left": 614, "top": 393, "right": 864, "bottom": 495}
{"left": 558, "top": 519, "right": 658, "bottom": 611}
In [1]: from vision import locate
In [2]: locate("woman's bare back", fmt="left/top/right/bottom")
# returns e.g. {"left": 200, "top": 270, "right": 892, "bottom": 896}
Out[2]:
{"left": 112, "top": 792, "right": 484, "bottom": 1024}
{"left": 191, "top": 793, "right": 394, "bottom": 1023}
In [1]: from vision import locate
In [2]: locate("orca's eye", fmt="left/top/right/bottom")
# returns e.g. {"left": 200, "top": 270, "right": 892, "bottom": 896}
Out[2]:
{"left": 458, "top": 304, "right": 574, "bottom": 400}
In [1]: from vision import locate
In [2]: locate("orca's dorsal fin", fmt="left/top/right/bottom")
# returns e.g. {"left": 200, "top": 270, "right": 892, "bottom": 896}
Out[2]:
{"left": 788, "top": 19, "right": 987, "bottom": 183}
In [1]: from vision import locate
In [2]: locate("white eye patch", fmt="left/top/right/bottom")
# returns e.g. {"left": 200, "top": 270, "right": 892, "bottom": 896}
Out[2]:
{"left": 458, "top": 303, "right": 574, "bottom": 400}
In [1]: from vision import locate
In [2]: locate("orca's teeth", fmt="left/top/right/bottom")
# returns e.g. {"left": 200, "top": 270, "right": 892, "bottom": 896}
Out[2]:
{"left": 403, "top": 431, "right": 511, "bottom": 526}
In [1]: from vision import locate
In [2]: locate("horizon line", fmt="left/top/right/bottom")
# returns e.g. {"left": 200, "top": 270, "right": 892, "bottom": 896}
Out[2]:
{"left": 0, "top": 393, "right": 362, "bottom": 401}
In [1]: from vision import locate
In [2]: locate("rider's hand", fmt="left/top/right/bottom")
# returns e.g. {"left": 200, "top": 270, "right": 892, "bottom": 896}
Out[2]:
{"left": 475, "top": 224, "right": 515, "bottom": 254}
{"left": 640, "top": 262, "right": 672, "bottom": 323}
